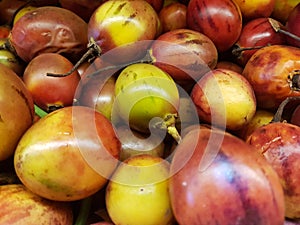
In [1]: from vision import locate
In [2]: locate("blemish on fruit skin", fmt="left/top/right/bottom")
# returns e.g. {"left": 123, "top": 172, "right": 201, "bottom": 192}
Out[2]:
{"left": 123, "top": 13, "right": 137, "bottom": 26}
{"left": 0, "top": 115, "right": 3, "bottom": 123}
{"left": 114, "top": 2, "right": 127, "bottom": 14}
{"left": 11, "top": 85, "right": 34, "bottom": 121}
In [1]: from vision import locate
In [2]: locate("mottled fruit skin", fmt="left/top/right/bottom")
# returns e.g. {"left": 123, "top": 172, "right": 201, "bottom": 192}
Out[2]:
{"left": 88, "top": 0, "right": 161, "bottom": 63}
{"left": 190, "top": 68, "right": 256, "bottom": 131}
{"left": 233, "top": 17, "right": 286, "bottom": 66}
{"left": 0, "top": 64, "right": 34, "bottom": 161}
{"left": 0, "top": 184, "right": 73, "bottom": 225}
{"left": 150, "top": 28, "right": 218, "bottom": 92}
{"left": 242, "top": 45, "right": 300, "bottom": 110}
{"left": 246, "top": 122, "right": 300, "bottom": 219}
{"left": 186, "top": 0, "right": 242, "bottom": 52}
{"left": 9, "top": 6, "right": 88, "bottom": 63}
{"left": 14, "top": 106, "right": 121, "bottom": 201}
{"left": 169, "top": 128, "right": 285, "bottom": 225}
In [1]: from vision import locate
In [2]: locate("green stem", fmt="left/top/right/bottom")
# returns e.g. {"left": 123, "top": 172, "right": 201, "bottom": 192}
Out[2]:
{"left": 34, "top": 104, "right": 48, "bottom": 118}
{"left": 74, "top": 196, "right": 93, "bottom": 225}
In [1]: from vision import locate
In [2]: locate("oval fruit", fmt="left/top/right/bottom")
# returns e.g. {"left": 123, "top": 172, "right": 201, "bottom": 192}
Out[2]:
{"left": 190, "top": 68, "right": 257, "bottom": 131}
{"left": 88, "top": 0, "right": 161, "bottom": 63}
{"left": 243, "top": 45, "right": 300, "bottom": 110}
{"left": 233, "top": 17, "right": 286, "bottom": 66}
{"left": 113, "top": 63, "right": 180, "bottom": 136}
{"left": 23, "top": 53, "right": 81, "bottom": 112}
{"left": 149, "top": 28, "right": 218, "bottom": 92}
{"left": 105, "top": 154, "right": 174, "bottom": 225}
{"left": 186, "top": 0, "right": 242, "bottom": 52}
{"left": 0, "top": 64, "right": 34, "bottom": 161}
{"left": 9, "top": 6, "right": 88, "bottom": 63}
{"left": 169, "top": 127, "right": 285, "bottom": 225}
{"left": 0, "top": 184, "right": 73, "bottom": 225}
{"left": 14, "top": 106, "right": 121, "bottom": 201}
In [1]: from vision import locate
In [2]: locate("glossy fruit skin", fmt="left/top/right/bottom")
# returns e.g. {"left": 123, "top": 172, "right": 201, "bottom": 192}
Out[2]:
{"left": 246, "top": 122, "right": 300, "bottom": 219}
{"left": 0, "top": 184, "right": 73, "bottom": 225}
{"left": 23, "top": 53, "right": 81, "bottom": 112}
{"left": 113, "top": 63, "right": 179, "bottom": 133}
{"left": 169, "top": 127, "right": 285, "bottom": 225}
{"left": 105, "top": 154, "right": 174, "bottom": 225}
{"left": 0, "top": 64, "right": 34, "bottom": 161}
{"left": 150, "top": 28, "right": 218, "bottom": 92}
{"left": 233, "top": 17, "right": 286, "bottom": 66}
{"left": 14, "top": 106, "right": 121, "bottom": 201}
{"left": 190, "top": 68, "right": 257, "bottom": 131}
{"left": 234, "top": 0, "right": 275, "bottom": 21}
{"left": 286, "top": 3, "right": 300, "bottom": 48}
{"left": 158, "top": 2, "right": 187, "bottom": 33}
{"left": 9, "top": 6, "right": 88, "bottom": 63}
{"left": 242, "top": 45, "right": 300, "bottom": 110}
{"left": 186, "top": 0, "right": 242, "bottom": 52}
{"left": 88, "top": 0, "right": 161, "bottom": 63}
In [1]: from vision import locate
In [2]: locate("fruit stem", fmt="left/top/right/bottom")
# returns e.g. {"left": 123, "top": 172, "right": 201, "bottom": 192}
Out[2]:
{"left": 268, "top": 18, "right": 300, "bottom": 42}
{"left": 74, "top": 196, "right": 93, "bottom": 225}
{"left": 154, "top": 113, "right": 182, "bottom": 144}
{"left": 272, "top": 96, "right": 300, "bottom": 123}
{"left": 231, "top": 45, "right": 269, "bottom": 56}
{"left": 47, "top": 37, "right": 102, "bottom": 77}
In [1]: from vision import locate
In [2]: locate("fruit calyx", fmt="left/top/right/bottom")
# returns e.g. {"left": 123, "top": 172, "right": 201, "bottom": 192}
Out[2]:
{"left": 153, "top": 113, "right": 182, "bottom": 144}
{"left": 268, "top": 18, "right": 300, "bottom": 43}
{"left": 288, "top": 70, "right": 300, "bottom": 91}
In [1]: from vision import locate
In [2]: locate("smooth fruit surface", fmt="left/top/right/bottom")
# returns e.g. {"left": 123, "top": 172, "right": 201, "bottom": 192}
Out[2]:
{"left": 105, "top": 154, "right": 174, "bottom": 225}
{"left": 113, "top": 63, "right": 179, "bottom": 133}
{"left": 186, "top": 0, "right": 242, "bottom": 52}
{"left": 14, "top": 106, "right": 121, "bottom": 201}
{"left": 169, "top": 127, "right": 285, "bottom": 225}
{"left": 23, "top": 53, "right": 81, "bottom": 112}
